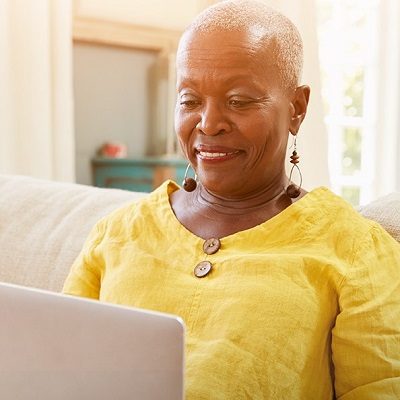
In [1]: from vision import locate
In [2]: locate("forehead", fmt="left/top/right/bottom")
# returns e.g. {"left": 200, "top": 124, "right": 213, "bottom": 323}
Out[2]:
{"left": 176, "top": 29, "right": 278, "bottom": 77}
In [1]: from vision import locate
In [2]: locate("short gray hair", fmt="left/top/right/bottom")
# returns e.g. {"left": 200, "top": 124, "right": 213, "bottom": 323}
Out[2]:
{"left": 181, "top": 0, "right": 303, "bottom": 90}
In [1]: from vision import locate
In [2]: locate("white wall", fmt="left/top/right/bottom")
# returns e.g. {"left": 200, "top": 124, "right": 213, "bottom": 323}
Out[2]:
{"left": 74, "top": 0, "right": 212, "bottom": 29}
{"left": 73, "top": 43, "right": 158, "bottom": 185}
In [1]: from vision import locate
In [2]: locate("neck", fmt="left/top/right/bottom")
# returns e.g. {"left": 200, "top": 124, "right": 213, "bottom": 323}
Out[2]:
{"left": 194, "top": 178, "right": 289, "bottom": 216}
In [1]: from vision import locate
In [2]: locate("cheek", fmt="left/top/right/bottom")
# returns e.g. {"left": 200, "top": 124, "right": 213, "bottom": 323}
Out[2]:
{"left": 174, "top": 104, "right": 182, "bottom": 136}
{"left": 241, "top": 116, "right": 272, "bottom": 147}
{"left": 242, "top": 113, "right": 288, "bottom": 158}
{"left": 175, "top": 112, "right": 190, "bottom": 139}
{"left": 175, "top": 111, "right": 196, "bottom": 156}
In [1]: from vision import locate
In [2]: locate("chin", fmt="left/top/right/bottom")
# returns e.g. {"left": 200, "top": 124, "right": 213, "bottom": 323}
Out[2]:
{"left": 200, "top": 175, "right": 244, "bottom": 197}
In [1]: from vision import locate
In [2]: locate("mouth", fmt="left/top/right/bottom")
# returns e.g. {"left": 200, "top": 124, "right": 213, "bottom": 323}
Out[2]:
{"left": 195, "top": 146, "right": 242, "bottom": 162}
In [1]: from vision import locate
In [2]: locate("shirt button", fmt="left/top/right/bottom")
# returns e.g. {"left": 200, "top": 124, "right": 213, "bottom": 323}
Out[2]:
{"left": 194, "top": 261, "right": 212, "bottom": 278}
{"left": 203, "top": 238, "right": 221, "bottom": 255}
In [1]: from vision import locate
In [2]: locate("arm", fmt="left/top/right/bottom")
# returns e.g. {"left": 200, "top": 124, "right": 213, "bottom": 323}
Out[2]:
{"left": 332, "top": 224, "right": 400, "bottom": 399}
{"left": 62, "top": 218, "right": 107, "bottom": 300}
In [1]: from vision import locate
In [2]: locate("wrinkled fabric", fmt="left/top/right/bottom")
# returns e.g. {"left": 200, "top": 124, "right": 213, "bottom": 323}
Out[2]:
{"left": 63, "top": 181, "right": 400, "bottom": 399}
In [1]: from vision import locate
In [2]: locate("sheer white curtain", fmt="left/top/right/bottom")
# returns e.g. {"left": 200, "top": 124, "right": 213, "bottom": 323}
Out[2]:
{"left": 0, "top": 0, "right": 75, "bottom": 182}
{"left": 375, "top": 0, "right": 400, "bottom": 196}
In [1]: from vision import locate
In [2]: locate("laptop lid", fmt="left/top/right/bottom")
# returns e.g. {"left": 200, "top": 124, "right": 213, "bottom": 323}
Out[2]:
{"left": 0, "top": 282, "right": 184, "bottom": 400}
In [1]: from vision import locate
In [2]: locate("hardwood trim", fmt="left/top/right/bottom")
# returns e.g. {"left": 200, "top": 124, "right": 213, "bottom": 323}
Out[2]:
{"left": 73, "top": 17, "right": 182, "bottom": 53}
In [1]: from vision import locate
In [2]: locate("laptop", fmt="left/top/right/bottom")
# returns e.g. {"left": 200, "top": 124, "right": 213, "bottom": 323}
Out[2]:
{"left": 0, "top": 281, "right": 185, "bottom": 400}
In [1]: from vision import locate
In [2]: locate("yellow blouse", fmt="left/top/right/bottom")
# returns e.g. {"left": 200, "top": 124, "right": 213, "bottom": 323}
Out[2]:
{"left": 63, "top": 181, "right": 400, "bottom": 399}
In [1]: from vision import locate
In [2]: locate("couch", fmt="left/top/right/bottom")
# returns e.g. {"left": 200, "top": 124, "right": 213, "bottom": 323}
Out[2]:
{"left": 0, "top": 174, "right": 146, "bottom": 292}
{"left": 0, "top": 174, "right": 399, "bottom": 292}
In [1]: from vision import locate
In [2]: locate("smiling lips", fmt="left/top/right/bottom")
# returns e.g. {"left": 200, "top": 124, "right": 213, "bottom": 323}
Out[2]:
{"left": 196, "top": 148, "right": 241, "bottom": 161}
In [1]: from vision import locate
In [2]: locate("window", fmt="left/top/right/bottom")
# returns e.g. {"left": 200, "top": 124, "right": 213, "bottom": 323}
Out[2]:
{"left": 316, "top": 0, "right": 380, "bottom": 206}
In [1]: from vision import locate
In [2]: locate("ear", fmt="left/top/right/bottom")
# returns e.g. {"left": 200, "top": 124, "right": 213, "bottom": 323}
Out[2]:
{"left": 289, "top": 85, "right": 310, "bottom": 134}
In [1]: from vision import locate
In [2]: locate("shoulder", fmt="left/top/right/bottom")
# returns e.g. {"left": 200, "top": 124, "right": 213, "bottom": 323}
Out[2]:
{"left": 296, "top": 187, "right": 378, "bottom": 240}
{"left": 309, "top": 190, "right": 400, "bottom": 286}
{"left": 295, "top": 187, "right": 400, "bottom": 272}
{"left": 312, "top": 188, "right": 399, "bottom": 250}
{"left": 97, "top": 180, "right": 180, "bottom": 240}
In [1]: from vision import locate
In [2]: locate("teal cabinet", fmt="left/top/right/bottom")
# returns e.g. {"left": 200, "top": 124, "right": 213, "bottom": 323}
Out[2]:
{"left": 92, "top": 157, "right": 188, "bottom": 192}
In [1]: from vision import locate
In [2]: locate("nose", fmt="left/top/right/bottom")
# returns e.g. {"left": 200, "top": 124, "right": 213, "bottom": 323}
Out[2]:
{"left": 196, "top": 101, "right": 231, "bottom": 136}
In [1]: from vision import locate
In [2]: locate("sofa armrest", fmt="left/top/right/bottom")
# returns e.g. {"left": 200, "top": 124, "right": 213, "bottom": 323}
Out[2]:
{"left": 0, "top": 175, "right": 146, "bottom": 292}
{"left": 358, "top": 192, "right": 400, "bottom": 243}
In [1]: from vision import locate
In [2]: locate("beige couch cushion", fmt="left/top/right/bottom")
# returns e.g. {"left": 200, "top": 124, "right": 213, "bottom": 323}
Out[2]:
{"left": 0, "top": 175, "right": 146, "bottom": 292}
{"left": 358, "top": 192, "right": 400, "bottom": 242}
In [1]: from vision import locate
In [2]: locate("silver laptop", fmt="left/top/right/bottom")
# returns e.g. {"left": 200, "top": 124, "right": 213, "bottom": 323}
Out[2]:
{"left": 0, "top": 282, "right": 185, "bottom": 400}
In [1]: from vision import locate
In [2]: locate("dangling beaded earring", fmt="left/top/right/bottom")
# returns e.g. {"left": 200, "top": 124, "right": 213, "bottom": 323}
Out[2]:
{"left": 182, "top": 164, "right": 198, "bottom": 192}
{"left": 286, "top": 135, "right": 302, "bottom": 198}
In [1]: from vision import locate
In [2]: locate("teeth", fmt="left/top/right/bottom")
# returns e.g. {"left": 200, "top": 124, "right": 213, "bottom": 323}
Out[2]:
{"left": 199, "top": 151, "right": 237, "bottom": 158}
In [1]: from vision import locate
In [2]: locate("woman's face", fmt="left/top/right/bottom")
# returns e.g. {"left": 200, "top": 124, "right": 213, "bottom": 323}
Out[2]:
{"left": 175, "top": 29, "right": 298, "bottom": 198}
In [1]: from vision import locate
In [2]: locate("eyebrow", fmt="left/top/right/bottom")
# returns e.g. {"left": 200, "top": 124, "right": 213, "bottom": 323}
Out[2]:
{"left": 177, "top": 74, "right": 264, "bottom": 92}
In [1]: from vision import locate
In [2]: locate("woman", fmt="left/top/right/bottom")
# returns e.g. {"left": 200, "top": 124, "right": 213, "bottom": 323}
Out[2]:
{"left": 63, "top": 1, "right": 400, "bottom": 399}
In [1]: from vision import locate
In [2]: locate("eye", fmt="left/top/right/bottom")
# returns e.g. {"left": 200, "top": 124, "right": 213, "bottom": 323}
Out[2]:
{"left": 180, "top": 99, "right": 201, "bottom": 110}
{"left": 228, "top": 98, "right": 251, "bottom": 109}
{"left": 179, "top": 93, "right": 201, "bottom": 110}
